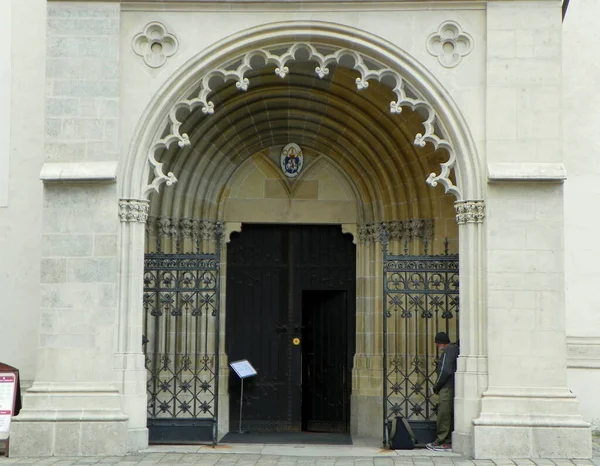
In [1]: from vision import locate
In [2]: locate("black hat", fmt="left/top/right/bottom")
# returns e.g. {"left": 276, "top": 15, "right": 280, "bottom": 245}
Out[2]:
{"left": 434, "top": 332, "right": 450, "bottom": 344}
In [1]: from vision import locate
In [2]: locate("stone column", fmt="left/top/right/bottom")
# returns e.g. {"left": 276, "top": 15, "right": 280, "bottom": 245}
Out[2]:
{"left": 351, "top": 232, "right": 384, "bottom": 438}
{"left": 115, "top": 199, "right": 150, "bottom": 451}
{"left": 452, "top": 200, "right": 488, "bottom": 457}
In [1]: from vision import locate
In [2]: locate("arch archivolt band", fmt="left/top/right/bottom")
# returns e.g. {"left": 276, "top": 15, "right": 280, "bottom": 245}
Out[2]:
{"left": 130, "top": 22, "right": 485, "bottom": 202}
{"left": 148, "top": 42, "right": 457, "bottom": 198}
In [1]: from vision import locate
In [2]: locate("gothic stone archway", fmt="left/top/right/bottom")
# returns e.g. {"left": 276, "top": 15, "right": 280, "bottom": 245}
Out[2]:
{"left": 117, "top": 21, "right": 486, "bottom": 456}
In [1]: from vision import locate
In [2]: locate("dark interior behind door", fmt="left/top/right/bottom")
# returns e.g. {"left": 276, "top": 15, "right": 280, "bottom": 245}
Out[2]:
{"left": 302, "top": 290, "right": 351, "bottom": 433}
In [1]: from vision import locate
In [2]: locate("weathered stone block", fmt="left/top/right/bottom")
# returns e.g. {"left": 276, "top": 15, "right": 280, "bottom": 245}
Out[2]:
{"left": 45, "top": 142, "right": 87, "bottom": 162}
{"left": 41, "top": 258, "right": 67, "bottom": 283}
{"left": 80, "top": 421, "right": 128, "bottom": 456}
{"left": 45, "top": 118, "right": 62, "bottom": 138}
{"left": 9, "top": 421, "right": 54, "bottom": 457}
{"left": 48, "top": 4, "right": 119, "bottom": 19}
{"left": 94, "top": 234, "right": 118, "bottom": 256}
{"left": 46, "top": 59, "right": 118, "bottom": 80}
{"left": 42, "top": 234, "right": 93, "bottom": 257}
{"left": 39, "top": 333, "right": 95, "bottom": 349}
{"left": 54, "top": 421, "right": 82, "bottom": 456}
{"left": 62, "top": 118, "right": 105, "bottom": 140}
{"left": 47, "top": 36, "right": 117, "bottom": 59}
{"left": 43, "top": 207, "right": 118, "bottom": 234}
{"left": 52, "top": 80, "right": 118, "bottom": 98}
{"left": 97, "top": 99, "right": 119, "bottom": 118}
{"left": 67, "top": 257, "right": 117, "bottom": 283}
{"left": 48, "top": 18, "right": 119, "bottom": 36}
{"left": 46, "top": 97, "right": 80, "bottom": 117}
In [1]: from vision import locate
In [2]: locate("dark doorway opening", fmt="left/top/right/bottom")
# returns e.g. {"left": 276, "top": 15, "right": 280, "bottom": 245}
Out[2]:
{"left": 226, "top": 224, "right": 356, "bottom": 434}
{"left": 302, "top": 290, "right": 351, "bottom": 433}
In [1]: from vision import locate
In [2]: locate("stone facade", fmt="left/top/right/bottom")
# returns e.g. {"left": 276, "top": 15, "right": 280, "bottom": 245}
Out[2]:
{"left": 563, "top": 0, "right": 600, "bottom": 434}
{"left": 0, "top": 0, "right": 598, "bottom": 460}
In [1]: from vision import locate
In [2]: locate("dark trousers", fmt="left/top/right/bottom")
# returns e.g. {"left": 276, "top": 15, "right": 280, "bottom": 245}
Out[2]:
{"left": 435, "top": 386, "right": 454, "bottom": 444}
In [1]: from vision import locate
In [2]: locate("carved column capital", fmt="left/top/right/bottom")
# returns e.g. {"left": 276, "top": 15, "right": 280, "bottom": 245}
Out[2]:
{"left": 357, "top": 219, "right": 433, "bottom": 243}
{"left": 455, "top": 200, "right": 485, "bottom": 225}
{"left": 119, "top": 199, "right": 150, "bottom": 223}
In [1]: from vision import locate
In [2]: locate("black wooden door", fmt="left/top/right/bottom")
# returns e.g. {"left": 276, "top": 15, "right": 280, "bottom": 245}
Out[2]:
{"left": 226, "top": 224, "right": 355, "bottom": 433}
{"left": 302, "top": 290, "right": 350, "bottom": 432}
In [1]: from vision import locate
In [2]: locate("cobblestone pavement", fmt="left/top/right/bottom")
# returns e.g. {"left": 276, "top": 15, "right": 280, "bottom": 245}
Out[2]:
{"left": 0, "top": 436, "right": 597, "bottom": 465}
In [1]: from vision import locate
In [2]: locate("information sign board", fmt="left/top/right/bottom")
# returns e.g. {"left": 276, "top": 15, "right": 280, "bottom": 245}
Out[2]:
{"left": 229, "top": 360, "right": 257, "bottom": 379}
{"left": 0, "top": 372, "right": 17, "bottom": 445}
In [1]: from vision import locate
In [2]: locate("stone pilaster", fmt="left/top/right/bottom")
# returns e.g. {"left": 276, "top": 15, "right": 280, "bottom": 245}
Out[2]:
{"left": 115, "top": 200, "right": 149, "bottom": 451}
{"left": 10, "top": 183, "right": 128, "bottom": 457}
{"left": 10, "top": 3, "right": 128, "bottom": 456}
{"left": 473, "top": 184, "right": 591, "bottom": 458}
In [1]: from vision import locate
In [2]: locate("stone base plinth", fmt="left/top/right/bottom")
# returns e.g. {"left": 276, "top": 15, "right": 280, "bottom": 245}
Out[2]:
{"left": 473, "top": 425, "right": 591, "bottom": 459}
{"left": 10, "top": 420, "right": 128, "bottom": 457}
{"left": 9, "top": 383, "right": 129, "bottom": 457}
{"left": 452, "top": 431, "right": 473, "bottom": 458}
{"left": 351, "top": 395, "right": 383, "bottom": 440}
{"left": 473, "top": 389, "right": 592, "bottom": 458}
{"left": 128, "top": 427, "right": 148, "bottom": 452}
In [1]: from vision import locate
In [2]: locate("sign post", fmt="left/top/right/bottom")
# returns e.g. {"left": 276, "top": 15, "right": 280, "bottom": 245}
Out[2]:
{"left": 229, "top": 360, "right": 257, "bottom": 434}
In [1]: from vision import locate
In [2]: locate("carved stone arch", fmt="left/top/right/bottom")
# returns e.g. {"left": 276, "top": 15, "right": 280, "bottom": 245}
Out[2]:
{"left": 121, "top": 21, "right": 483, "bottom": 203}
{"left": 119, "top": 22, "right": 486, "bottom": 456}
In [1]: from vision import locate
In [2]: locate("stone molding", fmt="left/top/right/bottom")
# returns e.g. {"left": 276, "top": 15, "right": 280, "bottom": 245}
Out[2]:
{"left": 357, "top": 219, "right": 433, "bottom": 243}
{"left": 40, "top": 162, "right": 118, "bottom": 182}
{"left": 146, "top": 216, "right": 224, "bottom": 241}
{"left": 119, "top": 199, "right": 150, "bottom": 223}
{"left": 224, "top": 222, "right": 242, "bottom": 243}
{"left": 567, "top": 336, "right": 600, "bottom": 369}
{"left": 341, "top": 224, "right": 357, "bottom": 244}
{"left": 139, "top": 40, "right": 461, "bottom": 199}
{"left": 455, "top": 200, "right": 485, "bottom": 225}
{"left": 132, "top": 22, "right": 179, "bottom": 69}
{"left": 426, "top": 21, "right": 473, "bottom": 68}
{"left": 488, "top": 162, "right": 567, "bottom": 183}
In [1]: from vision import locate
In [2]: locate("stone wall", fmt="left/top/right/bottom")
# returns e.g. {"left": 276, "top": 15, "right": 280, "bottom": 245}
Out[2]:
{"left": 0, "top": 0, "right": 45, "bottom": 386}
{"left": 10, "top": 2, "right": 128, "bottom": 457}
{"left": 473, "top": 1, "right": 591, "bottom": 458}
{"left": 563, "top": 0, "right": 600, "bottom": 433}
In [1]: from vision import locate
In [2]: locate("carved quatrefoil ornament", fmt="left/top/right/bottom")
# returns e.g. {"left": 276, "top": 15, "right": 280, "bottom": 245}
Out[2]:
{"left": 427, "top": 21, "right": 473, "bottom": 68}
{"left": 133, "top": 22, "right": 179, "bottom": 69}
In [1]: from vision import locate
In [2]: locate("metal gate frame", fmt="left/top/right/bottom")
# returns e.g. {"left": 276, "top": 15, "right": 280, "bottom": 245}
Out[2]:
{"left": 382, "top": 232, "right": 459, "bottom": 445}
{"left": 143, "top": 225, "right": 222, "bottom": 445}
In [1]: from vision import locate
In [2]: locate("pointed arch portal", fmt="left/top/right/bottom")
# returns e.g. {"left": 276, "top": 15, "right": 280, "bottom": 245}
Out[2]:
{"left": 118, "top": 21, "right": 486, "bottom": 455}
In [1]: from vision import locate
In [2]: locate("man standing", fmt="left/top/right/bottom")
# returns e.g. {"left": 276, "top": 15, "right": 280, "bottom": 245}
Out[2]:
{"left": 426, "top": 332, "right": 459, "bottom": 452}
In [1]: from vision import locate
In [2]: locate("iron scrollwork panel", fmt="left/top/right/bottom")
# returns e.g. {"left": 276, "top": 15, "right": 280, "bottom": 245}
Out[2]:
{"left": 143, "top": 253, "right": 221, "bottom": 443}
{"left": 382, "top": 241, "right": 459, "bottom": 436}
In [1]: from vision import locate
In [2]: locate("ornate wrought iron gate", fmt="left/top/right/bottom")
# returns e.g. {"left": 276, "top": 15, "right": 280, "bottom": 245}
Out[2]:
{"left": 143, "top": 219, "right": 223, "bottom": 444}
{"left": 382, "top": 231, "right": 459, "bottom": 444}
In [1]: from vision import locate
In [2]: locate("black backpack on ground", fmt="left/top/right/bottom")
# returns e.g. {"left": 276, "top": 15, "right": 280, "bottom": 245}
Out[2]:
{"left": 390, "top": 416, "right": 416, "bottom": 450}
